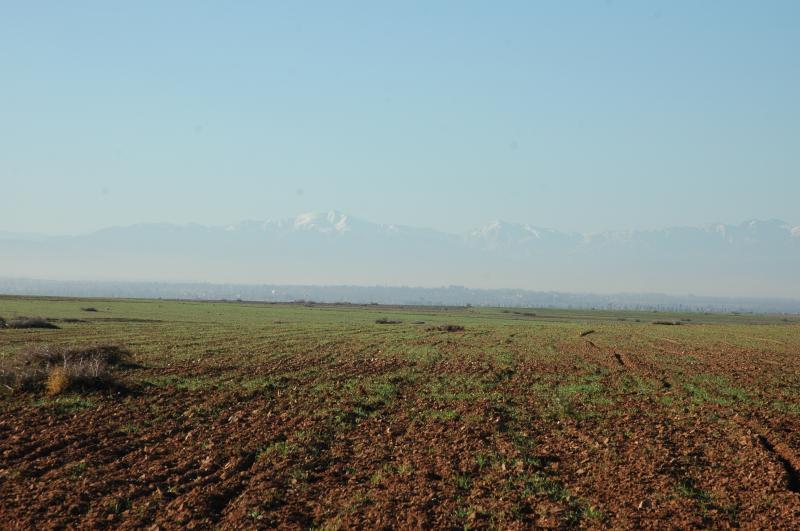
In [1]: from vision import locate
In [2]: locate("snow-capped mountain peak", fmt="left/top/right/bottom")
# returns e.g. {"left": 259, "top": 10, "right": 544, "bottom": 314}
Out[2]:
{"left": 1, "top": 215, "right": 798, "bottom": 298}
{"left": 471, "top": 221, "right": 540, "bottom": 240}
{"left": 293, "top": 211, "right": 351, "bottom": 233}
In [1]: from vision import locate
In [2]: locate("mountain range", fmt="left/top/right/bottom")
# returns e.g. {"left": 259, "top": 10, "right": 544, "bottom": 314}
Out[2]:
{"left": 1, "top": 212, "right": 798, "bottom": 299}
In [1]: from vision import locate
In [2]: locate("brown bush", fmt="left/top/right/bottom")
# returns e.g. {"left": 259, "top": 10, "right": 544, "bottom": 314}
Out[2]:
{"left": 0, "top": 344, "right": 130, "bottom": 394}
{"left": 46, "top": 367, "right": 71, "bottom": 396}
{"left": 6, "top": 317, "right": 60, "bottom": 329}
{"left": 427, "top": 324, "right": 465, "bottom": 332}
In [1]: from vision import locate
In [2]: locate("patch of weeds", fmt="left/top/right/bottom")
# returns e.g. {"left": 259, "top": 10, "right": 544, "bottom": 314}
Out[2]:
{"left": 683, "top": 382, "right": 711, "bottom": 405}
{"left": 311, "top": 381, "right": 335, "bottom": 394}
{"left": 395, "top": 462, "right": 413, "bottom": 474}
{"left": 558, "top": 381, "right": 604, "bottom": 398}
{"left": 676, "top": 477, "right": 714, "bottom": 511}
{"left": 289, "top": 468, "right": 309, "bottom": 483}
{"left": 682, "top": 375, "right": 749, "bottom": 406}
{"left": 351, "top": 491, "right": 373, "bottom": 508}
{"left": 332, "top": 406, "right": 371, "bottom": 428}
{"left": 141, "top": 375, "right": 179, "bottom": 388}
{"left": 558, "top": 374, "right": 613, "bottom": 406}
{"left": 257, "top": 441, "right": 298, "bottom": 461}
{"left": 117, "top": 423, "right": 140, "bottom": 435}
{"left": 404, "top": 345, "right": 441, "bottom": 365}
{"left": 581, "top": 505, "right": 605, "bottom": 523}
{"left": 770, "top": 400, "right": 800, "bottom": 416}
{"left": 371, "top": 381, "right": 398, "bottom": 402}
{"left": 142, "top": 375, "right": 213, "bottom": 391}
{"left": 174, "top": 376, "right": 212, "bottom": 391}
{"left": 453, "top": 473, "right": 472, "bottom": 491}
{"left": 241, "top": 376, "right": 282, "bottom": 395}
{"left": 619, "top": 374, "right": 659, "bottom": 396}
{"left": 655, "top": 394, "right": 675, "bottom": 406}
{"left": 108, "top": 496, "right": 132, "bottom": 514}
{"left": 522, "top": 472, "right": 570, "bottom": 502}
{"left": 426, "top": 409, "right": 460, "bottom": 421}
{"left": 519, "top": 467, "right": 601, "bottom": 527}
{"left": 183, "top": 404, "right": 219, "bottom": 419}
{"left": 475, "top": 453, "right": 491, "bottom": 471}
{"left": 35, "top": 396, "right": 95, "bottom": 413}
{"left": 426, "top": 375, "right": 493, "bottom": 404}
{"left": 453, "top": 505, "right": 470, "bottom": 520}
{"left": 532, "top": 374, "right": 614, "bottom": 420}
{"left": 67, "top": 461, "right": 88, "bottom": 479}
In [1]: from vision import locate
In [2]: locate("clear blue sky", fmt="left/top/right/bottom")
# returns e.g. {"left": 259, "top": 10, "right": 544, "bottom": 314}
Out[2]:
{"left": 2, "top": 1, "right": 798, "bottom": 235}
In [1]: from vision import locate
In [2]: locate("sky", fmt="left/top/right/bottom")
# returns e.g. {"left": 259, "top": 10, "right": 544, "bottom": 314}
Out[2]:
{"left": 2, "top": 1, "right": 799, "bottom": 236}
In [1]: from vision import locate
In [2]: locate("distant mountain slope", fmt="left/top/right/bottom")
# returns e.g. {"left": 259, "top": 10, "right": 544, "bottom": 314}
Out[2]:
{"left": 1, "top": 212, "right": 798, "bottom": 298}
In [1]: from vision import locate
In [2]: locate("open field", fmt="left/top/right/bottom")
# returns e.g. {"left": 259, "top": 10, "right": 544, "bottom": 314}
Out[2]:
{"left": 1, "top": 296, "right": 800, "bottom": 528}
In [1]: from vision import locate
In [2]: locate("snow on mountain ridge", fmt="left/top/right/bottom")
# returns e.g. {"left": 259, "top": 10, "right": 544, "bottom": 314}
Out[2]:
{"left": 293, "top": 211, "right": 351, "bottom": 233}
{"left": 470, "top": 220, "right": 558, "bottom": 241}
{"left": 58, "top": 215, "right": 800, "bottom": 244}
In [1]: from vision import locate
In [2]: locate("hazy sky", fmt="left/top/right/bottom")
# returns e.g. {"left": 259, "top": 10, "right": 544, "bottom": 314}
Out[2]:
{"left": 2, "top": 1, "right": 798, "bottom": 235}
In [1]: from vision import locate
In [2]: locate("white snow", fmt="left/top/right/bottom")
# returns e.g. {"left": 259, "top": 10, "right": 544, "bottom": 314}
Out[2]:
{"left": 293, "top": 211, "right": 350, "bottom": 233}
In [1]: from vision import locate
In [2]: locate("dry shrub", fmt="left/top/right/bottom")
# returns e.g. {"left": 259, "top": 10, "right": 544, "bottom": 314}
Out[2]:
{"left": 81, "top": 307, "right": 99, "bottom": 312}
{"left": 375, "top": 318, "right": 402, "bottom": 324}
{"left": 427, "top": 324, "right": 465, "bottom": 332}
{"left": 0, "top": 344, "right": 130, "bottom": 394}
{"left": 6, "top": 317, "right": 60, "bottom": 329}
{"left": 653, "top": 321, "right": 682, "bottom": 326}
{"left": 0, "top": 359, "right": 46, "bottom": 392}
{"left": 46, "top": 367, "right": 71, "bottom": 396}
{"left": 0, "top": 316, "right": 6, "bottom": 328}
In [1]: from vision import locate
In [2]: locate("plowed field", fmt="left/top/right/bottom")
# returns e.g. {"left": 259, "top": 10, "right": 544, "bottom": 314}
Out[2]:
{"left": 1, "top": 297, "right": 799, "bottom": 528}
